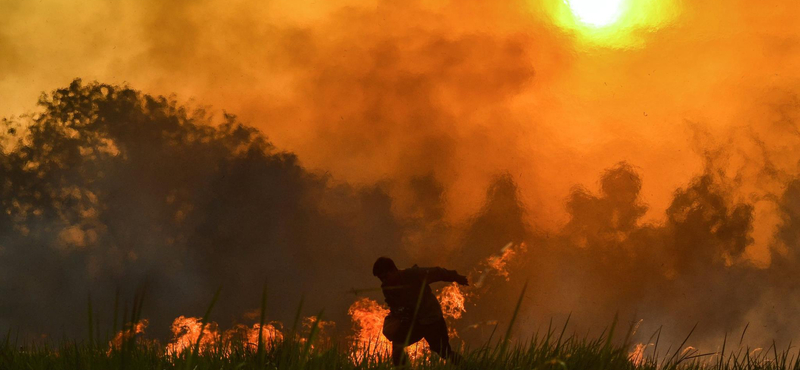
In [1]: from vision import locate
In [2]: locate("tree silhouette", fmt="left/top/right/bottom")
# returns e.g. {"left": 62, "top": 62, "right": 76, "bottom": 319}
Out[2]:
{"left": 0, "top": 79, "right": 406, "bottom": 338}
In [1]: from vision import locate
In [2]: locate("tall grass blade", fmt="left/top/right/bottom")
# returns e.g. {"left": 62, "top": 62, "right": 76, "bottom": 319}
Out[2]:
{"left": 739, "top": 323, "right": 749, "bottom": 347}
{"left": 303, "top": 310, "right": 325, "bottom": 356}
{"left": 667, "top": 323, "right": 697, "bottom": 366}
{"left": 404, "top": 277, "right": 428, "bottom": 349}
{"left": 257, "top": 283, "right": 268, "bottom": 364}
{"left": 184, "top": 286, "right": 221, "bottom": 370}
{"left": 291, "top": 296, "right": 305, "bottom": 335}
{"left": 112, "top": 288, "right": 119, "bottom": 338}
{"left": 87, "top": 293, "right": 94, "bottom": 349}
{"left": 503, "top": 280, "right": 528, "bottom": 346}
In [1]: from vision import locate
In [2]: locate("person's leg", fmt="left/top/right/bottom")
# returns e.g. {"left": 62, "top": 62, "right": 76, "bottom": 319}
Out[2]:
{"left": 423, "top": 318, "right": 462, "bottom": 363}
{"left": 391, "top": 323, "right": 424, "bottom": 367}
{"left": 391, "top": 342, "right": 409, "bottom": 366}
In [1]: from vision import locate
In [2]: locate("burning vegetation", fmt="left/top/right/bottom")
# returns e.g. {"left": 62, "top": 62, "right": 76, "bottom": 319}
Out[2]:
{"left": 107, "top": 319, "right": 149, "bottom": 355}
{"left": 347, "top": 282, "right": 468, "bottom": 363}
{"left": 96, "top": 237, "right": 519, "bottom": 364}
{"left": 99, "top": 241, "right": 515, "bottom": 363}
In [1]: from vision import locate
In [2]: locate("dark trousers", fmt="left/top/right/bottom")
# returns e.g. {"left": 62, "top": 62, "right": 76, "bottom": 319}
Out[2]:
{"left": 390, "top": 318, "right": 461, "bottom": 366}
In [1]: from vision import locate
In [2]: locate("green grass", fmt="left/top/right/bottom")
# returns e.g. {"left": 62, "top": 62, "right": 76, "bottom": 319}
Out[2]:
{"left": 3, "top": 324, "right": 800, "bottom": 370}
{"left": 3, "top": 287, "right": 799, "bottom": 369}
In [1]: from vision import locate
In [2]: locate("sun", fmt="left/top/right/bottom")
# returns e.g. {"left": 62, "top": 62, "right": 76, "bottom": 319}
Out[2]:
{"left": 544, "top": 0, "right": 681, "bottom": 48}
{"left": 565, "top": 0, "right": 626, "bottom": 27}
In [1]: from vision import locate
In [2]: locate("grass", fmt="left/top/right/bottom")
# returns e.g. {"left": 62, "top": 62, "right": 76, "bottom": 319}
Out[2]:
{"left": 3, "top": 286, "right": 800, "bottom": 369}
{"left": 5, "top": 325, "right": 800, "bottom": 370}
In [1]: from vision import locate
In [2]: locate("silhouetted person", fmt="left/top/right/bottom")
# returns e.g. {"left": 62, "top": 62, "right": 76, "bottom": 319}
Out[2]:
{"left": 372, "top": 257, "right": 468, "bottom": 366}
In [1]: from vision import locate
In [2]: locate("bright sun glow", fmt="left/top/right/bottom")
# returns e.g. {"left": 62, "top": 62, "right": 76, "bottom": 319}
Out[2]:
{"left": 565, "top": 0, "right": 626, "bottom": 27}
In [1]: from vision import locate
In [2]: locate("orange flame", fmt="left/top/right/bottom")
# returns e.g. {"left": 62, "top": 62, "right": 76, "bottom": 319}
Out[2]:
{"left": 165, "top": 316, "right": 286, "bottom": 356}
{"left": 347, "top": 284, "right": 467, "bottom": 363}
{"left": 486, "top": 242, "right": 527, "bottom": 280}
{"left": 298, "top": 316, "right": 335, "bottom": 349}
{"left": 111, "top": 248, "right": 509, "bottom": 361}
{"left": 165, "top": 316, "right": 221, "bottom": 356}
{"left": 348, "top": 297, "right": 393, "bottom": 361}
{"left": 237, "top": 322, "right": 284, "bottom": 350}
{"left": 439, "top": 283, "right": 466, "bottom": 320}
{"left": 302, "top": 316, "right": 336, "bottom": 334}
{"left": 472, "top": 242, "right": 528, "bottom": 288}
{"left": 107, "top": 319, "right": 149, "bottom": 354}
{"left": 347, "top": 298, "right": 430, "bottom": 362}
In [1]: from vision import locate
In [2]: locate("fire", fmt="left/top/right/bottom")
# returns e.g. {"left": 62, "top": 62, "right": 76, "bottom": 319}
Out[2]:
{"left": 348, "top": 297, "right": 393, "bottom": 361}
{"left": 107, "top": 319, "right": 149, "bottom": 354}
{"left": 303, "top": 316, "right": 335, "bottom": 334}
{"left": 471, "top": 242, "right": 528, "bottom": 289}
{"left": 299, "top": 316, "right": 335, "bottom": 349}
{"left": 238, "top": 322, "right": 284, "bottom": 349}
{"left": 486, "top": 242, "right": 527, "bottom": 280}
{"left": 628, "top": 343, "right": 647, "bottom": 366}
{"left": 166, "top": 316, "right": 221, "bottom": 356}
{"left": 165, "top": 316, "right": 286, "bottom": 356}
{"left": 106, "top": 316, "right": 285, "bottom": 357}
{"left": 347, "top": 297, "right": 429, "bottom": 362}
{"left": 347, "top": 284, "right": 467, "bottom": 363}
{"left": 439, "top": 283, "right": 466, "bottom": 320}
{"left": 104, "top": 248, "right": 501, "bottom": 362}
{"left": 345, "top": 246, "right": 530, "bottom": 363}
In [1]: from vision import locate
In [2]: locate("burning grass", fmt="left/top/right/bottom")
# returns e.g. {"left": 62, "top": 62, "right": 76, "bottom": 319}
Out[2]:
{"left": 2, "top": 243, "right": 794, "bottom": 369}
{"left": 4, "top": 291, "right": 800, "bottom": 369}
{"left": 4, "top": 322, "right": 800, "bottom": 370}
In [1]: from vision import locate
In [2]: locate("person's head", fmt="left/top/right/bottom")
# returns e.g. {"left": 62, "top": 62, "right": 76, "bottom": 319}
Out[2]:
{"left": 372, "top": 257, "right": 398, "bottom": 281}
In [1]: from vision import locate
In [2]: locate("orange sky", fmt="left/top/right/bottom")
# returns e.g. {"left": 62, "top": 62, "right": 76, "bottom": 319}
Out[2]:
{"left": 2, "top": 0, "right": 799, "bottom": 265}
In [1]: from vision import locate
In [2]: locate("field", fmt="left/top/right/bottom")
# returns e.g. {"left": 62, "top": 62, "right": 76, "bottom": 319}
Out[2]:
{"left": 3, "top": 289, "right": 799, "bottom": 370}
{"left": 4, "top": 324, "right": 800, "bottom": 370}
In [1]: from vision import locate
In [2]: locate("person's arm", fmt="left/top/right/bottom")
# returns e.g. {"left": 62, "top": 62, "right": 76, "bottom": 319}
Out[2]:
{"left": 415, "top": 267, "right": 469, "bottom": 285}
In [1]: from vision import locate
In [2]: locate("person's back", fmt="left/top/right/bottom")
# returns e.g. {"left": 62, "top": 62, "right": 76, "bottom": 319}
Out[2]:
{"left": 381, "top": 265, "right": 453, "bottom": 325}
{"left": 372, "top": 257, "right": 468, "bottom": 366}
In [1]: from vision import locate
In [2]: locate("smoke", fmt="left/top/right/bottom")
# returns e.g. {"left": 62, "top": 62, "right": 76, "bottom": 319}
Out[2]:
{"left": 0, "top": 80, "right": 408, "bottom": 338}
{"left": 0, "top": 79, "right": 535, "bottom": 342}
{"left": 2, "top": 0, "right": 800, "bottom": 353}
{"left": 517, "top": 163, "right": 766, "bottom": 347}
{"left": 2, "top": 0, "right": 798, "bottom": 228}
{"left": 0, "top": 78, "right": 798, "bottom": 352}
